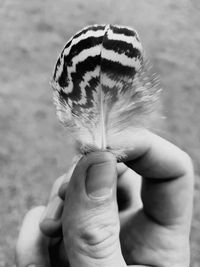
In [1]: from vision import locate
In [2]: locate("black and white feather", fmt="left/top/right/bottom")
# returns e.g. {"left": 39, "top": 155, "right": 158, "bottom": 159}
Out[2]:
{"left": 51, "top": 24, "right": 161, "bottom": 158}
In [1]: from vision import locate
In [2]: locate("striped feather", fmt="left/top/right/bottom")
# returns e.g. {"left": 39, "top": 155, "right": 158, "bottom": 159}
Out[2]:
{"left": 51, "top": 24, "right": 161, "bottom": 158}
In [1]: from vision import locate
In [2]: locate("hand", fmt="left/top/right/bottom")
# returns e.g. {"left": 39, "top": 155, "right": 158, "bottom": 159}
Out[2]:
{"left": 16, "top": 131, "right": 194, "bottom": 267}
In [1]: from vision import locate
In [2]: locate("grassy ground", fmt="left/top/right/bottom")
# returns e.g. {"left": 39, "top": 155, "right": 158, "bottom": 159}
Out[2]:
{"left": 0, "top": 0, "right": 200, "bottom": 266}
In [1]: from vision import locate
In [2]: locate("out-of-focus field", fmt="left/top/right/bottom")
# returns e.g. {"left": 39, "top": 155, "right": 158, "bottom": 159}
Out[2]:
{"left": 0, "top": 0, "right": 200, "bottom": 266}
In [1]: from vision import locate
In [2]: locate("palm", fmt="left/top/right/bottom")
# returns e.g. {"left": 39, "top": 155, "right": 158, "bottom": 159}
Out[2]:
{"left": 120, "top": 209, "right": 188, "bottom": 266}
{"left": 117, "top": 164, "right": 192, "bottom": 267}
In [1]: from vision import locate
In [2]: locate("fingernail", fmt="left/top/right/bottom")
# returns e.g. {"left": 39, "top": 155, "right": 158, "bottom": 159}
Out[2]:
{"left": 40, "top": 196, "right": 63, "bottom": 222}
{"left": 86, "top": 154, "right": 116, "bottom": 199}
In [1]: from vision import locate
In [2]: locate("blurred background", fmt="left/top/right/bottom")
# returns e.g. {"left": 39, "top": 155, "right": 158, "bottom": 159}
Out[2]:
{"left": 0, "top": 0, "right": 200, "bottom": 266}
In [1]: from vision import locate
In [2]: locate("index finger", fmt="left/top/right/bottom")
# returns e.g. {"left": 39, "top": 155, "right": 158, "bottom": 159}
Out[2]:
{"left": 124, "top": 130, "right": 192, "bottom": 179}
{"left": 124, "top": 130, "right": 194, "bottom": 227}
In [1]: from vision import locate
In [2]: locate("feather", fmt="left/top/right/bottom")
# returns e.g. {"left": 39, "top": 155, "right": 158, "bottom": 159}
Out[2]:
{"left": 51, "top": 24, "right": 161, "bottom": 159}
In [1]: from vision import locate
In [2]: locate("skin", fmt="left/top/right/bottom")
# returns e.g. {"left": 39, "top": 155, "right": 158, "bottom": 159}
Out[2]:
{"left": 16, "top": 130, "right": 194, "bottom": 267}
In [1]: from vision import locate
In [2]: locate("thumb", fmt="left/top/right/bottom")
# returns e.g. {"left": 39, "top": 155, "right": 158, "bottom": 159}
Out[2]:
{"left": 62, "top": 152, "right": 126, "bottom": 267}
{"left": 86, "top": 152, "right": 117, "bottom": 199}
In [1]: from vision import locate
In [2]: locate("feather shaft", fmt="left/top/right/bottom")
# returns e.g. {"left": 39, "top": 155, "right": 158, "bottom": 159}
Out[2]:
{"left": 100, "top": 85, "right": 106, "bottom": 149}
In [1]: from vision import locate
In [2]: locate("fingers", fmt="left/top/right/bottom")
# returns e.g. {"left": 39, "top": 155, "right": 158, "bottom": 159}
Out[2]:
{"left": 48, "top": 174, "right": 67, "bottom": 201}
{"left": 124, "top": 130, "right": 194, "bottom": 227}
{"left": 117, "top": 162, "right": 128, "bottom": 176}
{"left": 40, "top": 197, "right": 63, "bottom": 237}
{"left": 16, "top": 206, "right": 50, "bottom": 267}
{"left": 39, "top": 176, "right": 64, "bottom": 237}
{"left": 58, "top": 182, "right": 69, "bottom": 200}
{"left": 124, "top": 130, "right": 193, "bottom": 179}
{"left": 40, "top": 161, "right": 77, "bottom": 237}
{"left": 118, "top": 168, "right": 142, "bottom": 224}
{"left": 61, "top": 151, "right": 126, "bottom": 267}
{"left": 16, "top": 165, "right": 77, "bottom": 266}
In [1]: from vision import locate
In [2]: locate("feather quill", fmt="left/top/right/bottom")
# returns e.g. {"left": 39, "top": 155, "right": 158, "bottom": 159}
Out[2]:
{"left": 51, "top": 24, "right": 161, "bottom": 159}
